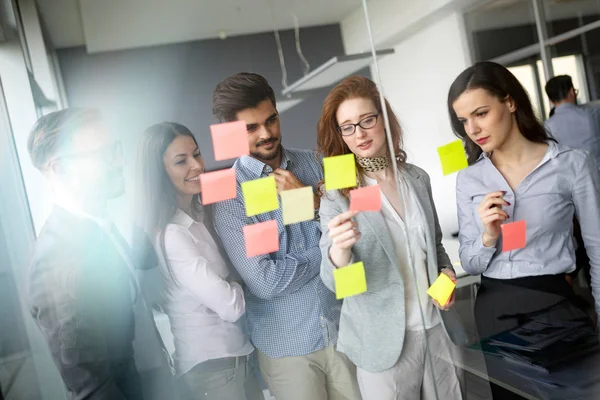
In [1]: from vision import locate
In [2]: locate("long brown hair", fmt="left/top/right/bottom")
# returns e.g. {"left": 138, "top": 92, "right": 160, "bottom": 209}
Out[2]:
{"left": 317, "top": 76, "right": 407, "bottom": 198}
{"left": 134, "top": 122, "right": 203, "bottom": 284}
{"left": 448, "top": 61, "right": 553, "bottom": 164}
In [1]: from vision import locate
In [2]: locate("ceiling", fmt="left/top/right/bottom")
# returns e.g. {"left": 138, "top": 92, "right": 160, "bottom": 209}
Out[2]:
{"left": 35, "top": 0, "right": 362, "bottom": 52}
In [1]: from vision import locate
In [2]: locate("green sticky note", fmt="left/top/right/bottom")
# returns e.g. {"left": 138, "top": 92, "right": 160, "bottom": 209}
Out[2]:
{"left": 324, "top": 154, "right": 357, "bottom": 190}
{"left": 281, "top": 187, "right": 314, "bottom": 225}
{"left": 437, "top": 140, "right": 468, "bottom": 176}
{"left": 333, "top": 261, "right": 367, "bottom": 300}
{"left": 426, "top": 273, "right": 456, "bottom": 306}
{"left": 241, "top": 176, "right": 279, "bottom": 217}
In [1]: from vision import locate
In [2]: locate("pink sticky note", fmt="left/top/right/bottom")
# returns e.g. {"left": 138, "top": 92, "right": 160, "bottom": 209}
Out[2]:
{"left": 501, "top": 220, "right": 527, "bottom": 252}
{"left": 210, "top": 121, "right": 250, "bottom": 161}
{"left": 200, "top": 169, "right": 237, "bottom": 205}
{"left": 243, "top": 220, "right": 280, "bottom": 258}
{"left": 349, "top": 185, "right": 382, "bottom": 212}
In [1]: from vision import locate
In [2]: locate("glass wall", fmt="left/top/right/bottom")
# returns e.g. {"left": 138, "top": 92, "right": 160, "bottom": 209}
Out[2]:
{"left": 466, "top": 0, "right": 600, "bottom": 118}
{"left": 4, "top": 0, "right": 600, "bottom": 399}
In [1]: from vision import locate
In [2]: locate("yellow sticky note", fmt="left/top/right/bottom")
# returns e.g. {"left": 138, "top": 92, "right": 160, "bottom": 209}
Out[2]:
{"left": 437, "top": 140, "right": 468, "bottom": 176}
{"left": 281, "top": 187, "right": 314, "bottom": 225}
{"left": 333, "top": 262, "right": 367, "bottom": 300}
{"left": 241, "top": 176, "right": 279, "bottom": 217}
{"left": 324, "top": 154, "right": 357, "bottom": 190}
{"left": 426, "top": 273, "right": 456, "bottom": 306}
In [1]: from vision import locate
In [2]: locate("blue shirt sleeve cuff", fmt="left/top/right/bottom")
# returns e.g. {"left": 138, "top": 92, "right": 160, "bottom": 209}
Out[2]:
{"left": 474, "top": 234, "right": 497, "bottom": 259}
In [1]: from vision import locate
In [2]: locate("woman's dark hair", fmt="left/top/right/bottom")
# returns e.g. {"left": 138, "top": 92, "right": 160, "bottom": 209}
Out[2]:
{"left": 447, "top": 61, "right": 552, "bottom": 164}
{"left": 134, "top": 122, "right": 202, "bottom": 283}
{"left": 212, "top": 72, "right": 277, "bottom": 122}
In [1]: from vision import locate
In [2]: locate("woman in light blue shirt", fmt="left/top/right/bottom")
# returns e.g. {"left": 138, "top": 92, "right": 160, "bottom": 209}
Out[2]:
{"left": 448, "top": 62, "right": 600, "bottom": 399}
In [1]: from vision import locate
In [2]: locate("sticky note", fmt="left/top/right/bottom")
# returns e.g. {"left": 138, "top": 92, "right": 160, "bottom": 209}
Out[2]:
{"left": 501, "top": 220, "right": 527, "bottom": 252}
{"left": 241, "top": 176, "right": 279, "bottom": 217}
{"left": 437, "top": 140, "right": 468, "bottom": 176}
{"left": 199, "top": 169, "right": 237, "bottom": 205}
{"left": 333, "top": 262, "right": 367, "bottom": 299}
{"left": 210, "top": 120, "right": 250, "bottom": 161}
{"left": 243, "top": 220, "right": 280, "bottom": 257}
{"left": 324, "top": 154, "right": 357, "bottom": 190}
{"left": 427, "top": 273, "right": 456, "bottom": 306}
{"left": 281, "top": 187, "right": 314, "bottom": 225}
{"left": 349, "top": 185, "right": 382, "bottom": 212}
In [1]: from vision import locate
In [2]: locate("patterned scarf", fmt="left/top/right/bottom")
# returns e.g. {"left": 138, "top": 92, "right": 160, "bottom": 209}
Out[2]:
{"left": 356, "top": 155, "right": 390, "bottom": 172}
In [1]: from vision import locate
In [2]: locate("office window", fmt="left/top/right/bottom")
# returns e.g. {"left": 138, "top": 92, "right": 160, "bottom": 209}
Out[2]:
{"left": 537, "top": 54, "right": 589, "bottom": 117}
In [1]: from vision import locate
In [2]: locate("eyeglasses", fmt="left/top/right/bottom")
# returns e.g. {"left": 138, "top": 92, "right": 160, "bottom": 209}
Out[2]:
{"left": 54, "top": 141, "right": 122, "bottom": 165}
{"left": 337, "top": 114, "right": 379, "bottom": 136}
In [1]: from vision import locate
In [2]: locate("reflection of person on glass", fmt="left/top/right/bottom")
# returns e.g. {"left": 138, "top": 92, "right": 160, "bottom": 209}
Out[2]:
{"left": 135, "top": 122, "right": 263, "bottom": 399}
{"left": 211, "top": 73, "right": 361, "bottom": 400}
{"left": 27, "top": 109, "right": 144, "bottom": 399}
{"left": 318, "top": 76, "right": 464, "bottom": 400}
{"left": 449, "top": 62, "right": 600, "bottom": 398}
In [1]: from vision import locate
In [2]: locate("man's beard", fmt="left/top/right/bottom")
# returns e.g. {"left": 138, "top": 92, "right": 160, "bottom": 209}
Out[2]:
{"left": 251, "top": 139, "right": 281, "bottom": 161}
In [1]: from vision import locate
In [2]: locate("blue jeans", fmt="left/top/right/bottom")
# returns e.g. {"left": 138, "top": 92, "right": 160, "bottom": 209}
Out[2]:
{"left": 180, "top": 355, "right": 264, "bottom": 400}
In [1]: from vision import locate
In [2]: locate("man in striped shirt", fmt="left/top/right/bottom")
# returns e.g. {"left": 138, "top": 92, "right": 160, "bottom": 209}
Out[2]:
{"left": 212, "top": 73, "right": 360, "bottom": 400}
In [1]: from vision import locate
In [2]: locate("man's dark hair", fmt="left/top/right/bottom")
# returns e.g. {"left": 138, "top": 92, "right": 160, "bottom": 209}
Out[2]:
{"left": 545, "top": 75, "right": 574, "bottom": 103}
{"left": 27, "top": 108, "right": 102, "bottom": 171}
{"left": 212, "top": 72, "right": 276, "bottom": 122}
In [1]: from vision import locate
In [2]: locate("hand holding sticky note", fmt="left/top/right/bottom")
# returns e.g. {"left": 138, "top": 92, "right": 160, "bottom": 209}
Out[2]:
{"left": 241, "top": 176, "right": 279, "bottom": 217}
{"left": 324, "top": 154, "right": 357, "bottom": 190}
{"left": 349, "top": 185, "right": 381, "bottom": 212}
{"left": 501, "top": 220, "right": 527, "bottom": 252}
{"left": 427, "top": 273, "right": 456, "bottom": 306}
{"left": 333, "top": 261, "right": 367, "bottom": 299}
{"left": 437, "top": 140, "right": 468, "bottom": 176}
{"left": 281, "top": 187, "right": 314, "bottom": 225}
{"left": 243, "top": 220, "right": 279, "bottom": 257}
{"left": 200, "top": 169, "right": 236, "bottom": 205}
{"left": 210, "top": 121, "right": 250, "bottom": 161}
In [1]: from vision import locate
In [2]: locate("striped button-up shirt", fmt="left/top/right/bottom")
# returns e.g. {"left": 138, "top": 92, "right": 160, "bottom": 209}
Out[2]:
{"left": 213, "top": 148, "right": 341, "bottom": 358}
{"left": 456, "top": 141, "right": 600, "bottom": 318}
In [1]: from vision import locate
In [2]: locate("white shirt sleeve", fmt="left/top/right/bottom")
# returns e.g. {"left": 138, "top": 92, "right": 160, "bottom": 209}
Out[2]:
{"left": 162, "top": 224, "right": 246, "bottom": 323}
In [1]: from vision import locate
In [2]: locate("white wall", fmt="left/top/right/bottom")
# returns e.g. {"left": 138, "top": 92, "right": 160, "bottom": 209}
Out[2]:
{"left": 341, "top": 2, "right": 473, "bottom": 262}
{"left": 341, "top": 0, "right": 454, "bottom": 54}
{"left": 376, "top": 11, "right": 470, "bottom": 234}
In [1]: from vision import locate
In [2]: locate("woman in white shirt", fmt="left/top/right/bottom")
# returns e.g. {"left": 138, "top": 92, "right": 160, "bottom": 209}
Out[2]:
{"left": 135, "top": 122, "right": 263, "bottom": 400}
{"left": 316, "top": 76, "right": 464, "bottom": 400}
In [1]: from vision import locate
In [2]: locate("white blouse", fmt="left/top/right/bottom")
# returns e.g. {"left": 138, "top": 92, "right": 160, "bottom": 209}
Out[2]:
{"left": 364, "top": 175, "right": 440, "bottom": 330}
{"left": 155, "top": 208, "right": 254, "bottom": 375}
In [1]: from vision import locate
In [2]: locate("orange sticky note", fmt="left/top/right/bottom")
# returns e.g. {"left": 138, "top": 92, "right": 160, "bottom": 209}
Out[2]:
{"left": 437, "top": 140, "right": 468, "bottom": 176}
{"left": 199, "top": 169, "right": 237, "bottom": 205}
{"left": 501, "top": 220, "right": 527, "bottom": 252}
{"left": 210, "top": 120, "right": 250, "bottom": 161}
{"left": 243, "top": 220, "right": 280, "bottom": 257}
{"left": 324, "top": 154, "right": 357, "bottom": 190}
{"left": 427, "top": 273, "right": 456, "bottom": 306}
{"left": 241, "top": 176, "right": 279, "bottom": 217}
{"left": 349, "top": 185, "right": 381, "bottom": 212}
{"left": 333, "top": 262, "right": 367, "bottom": 299}
{"left": 281, "top": 187, "right": 314, "bottom": 225}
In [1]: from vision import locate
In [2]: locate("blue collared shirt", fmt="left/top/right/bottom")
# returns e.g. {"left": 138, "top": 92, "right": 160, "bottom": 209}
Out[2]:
{"left": 545, "top": 103, "right": 600, "bottom": 168}
{"left": 213, "top": 148, "right": 341, "bottom": 358}
{"left": 456, "top": 141, "right": 600, "bottom": 317}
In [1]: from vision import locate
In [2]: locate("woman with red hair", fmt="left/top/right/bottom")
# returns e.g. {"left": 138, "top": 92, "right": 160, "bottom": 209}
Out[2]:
{"left": 317, "top": 76, "right": 464, "bottom": 400}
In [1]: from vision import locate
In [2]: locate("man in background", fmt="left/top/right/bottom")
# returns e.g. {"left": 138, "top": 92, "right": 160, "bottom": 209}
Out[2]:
{"left": 545, "top": 75, "right": 600, "bottom": 167}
